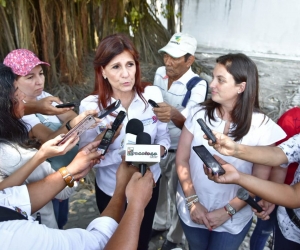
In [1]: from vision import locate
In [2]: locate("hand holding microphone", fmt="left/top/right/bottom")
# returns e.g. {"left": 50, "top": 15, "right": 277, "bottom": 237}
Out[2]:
{"left": 237, "top": 187, "right": 263, "bottom": 213}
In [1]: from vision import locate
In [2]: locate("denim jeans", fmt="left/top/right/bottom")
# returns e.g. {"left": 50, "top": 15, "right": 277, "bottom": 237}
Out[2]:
{"left": 250, "top": 205, "right": 277, "bottom": 250}
{"left": 52, "top": 198, "right": 69, "bottom": 229}
{"left": 274, "top": 217, "right": 300, "bottom": 250}
{"left": 180, "top": 217, "right": 252, "bottom": 250}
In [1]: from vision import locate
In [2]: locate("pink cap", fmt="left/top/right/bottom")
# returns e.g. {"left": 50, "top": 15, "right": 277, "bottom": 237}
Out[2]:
{"left": 3, "top": 49, "right": 50, "bottom": 76}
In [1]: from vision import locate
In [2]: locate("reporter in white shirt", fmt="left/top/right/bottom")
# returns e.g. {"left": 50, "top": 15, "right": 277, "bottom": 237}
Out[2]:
{"left": 0, "top": 140, "right": 154, "bottom": 250}
{"left": 79, "top": 34, "right": 170, "bottom": 249}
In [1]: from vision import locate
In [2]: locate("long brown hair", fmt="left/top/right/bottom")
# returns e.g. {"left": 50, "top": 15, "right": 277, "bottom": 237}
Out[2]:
{"left": 201, "top": 53, "right": 265, "bottom": 141}
{"left": 92, "top": 33, "right": 149, "bottom": 109}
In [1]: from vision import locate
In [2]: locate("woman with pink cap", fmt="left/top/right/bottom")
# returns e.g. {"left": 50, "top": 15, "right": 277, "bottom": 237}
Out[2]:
{"left": 2, "top": 49, "right": 99, "bottom": 229}
{"left": 3, "top": 49, "right": 98, "bottom": 144}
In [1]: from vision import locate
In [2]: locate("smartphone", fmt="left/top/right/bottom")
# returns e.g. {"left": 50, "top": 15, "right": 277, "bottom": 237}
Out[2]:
{"left": 56, "top": 102, "right": 78, "bottom": 108}
{"left": 98, "top": 100, "right": 121, "bottom": 119}
{"left": 57, "top": 115, "right": 96, "bottom": 145}
{"left": 148, "top": 99, "right": 159, "bottom": 108}
{"left": 192, "top": 145, "right": 225, "bottom": 176}
{"left": 98, "top": 111, "right": 126, "bottom": 155}
{"left": 197, "top": 118, "right": 217, "bottom": 144}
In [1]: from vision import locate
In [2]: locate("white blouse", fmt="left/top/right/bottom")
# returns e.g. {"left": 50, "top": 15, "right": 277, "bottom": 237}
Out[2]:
{"left": 176, "top": 106, "right": 286, "bottom": 234}
{"left": 79, "top": 86, "right": 170, "bottom": 196}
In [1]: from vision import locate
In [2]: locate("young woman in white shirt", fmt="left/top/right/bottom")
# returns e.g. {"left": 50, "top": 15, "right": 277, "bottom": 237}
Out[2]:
{"left": 175, "top": 53, "right": 286, "bottom": 250}
{"left": 3, "top": 49, "right": 99, "bottom": 229}
{"left": 0, "top": 63, "right": 82, "bottom": 228}
{"left": 79, "top": 34, "right": 170, "bottom": 250}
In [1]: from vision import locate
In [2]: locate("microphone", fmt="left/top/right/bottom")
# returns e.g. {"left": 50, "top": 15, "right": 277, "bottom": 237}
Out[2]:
{"left": 118, "top": 119, "right": 144, "bottom": 155}
{"left": 125, "top": 132, "right": 161, "bottom": 175}
{"left": 237, "top": 187, "right": 263, "bottom": 213}
{"left": 136, "top": 132, "right": 151, "bottom": 175}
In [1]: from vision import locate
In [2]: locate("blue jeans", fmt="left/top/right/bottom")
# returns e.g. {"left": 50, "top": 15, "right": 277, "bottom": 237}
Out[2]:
{"left": 250, "top": 205, "right": 277, "bottom": 250}
{"left": 274, "top": 216, "right": 300, "bottom": 250}
{"left": 180, "top": 217, "right": 252, "bottom": 250}
{"left": 52, "top": 198, "right": 69, "bottom": 229}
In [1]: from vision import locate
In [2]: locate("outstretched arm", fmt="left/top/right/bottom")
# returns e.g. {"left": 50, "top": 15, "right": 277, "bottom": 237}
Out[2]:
{"left": 206, "top": 131, "right": 288, "bottom": 166}
{"left": 0, "top": 134, "right": 79, "bottom": 190}
{"left": 204, "top": 155, "right": 300, "bottom": 208}
{"left": 30, "top": 110, "right": 100, "bottom": 144}
{"left": 24, "top": 96, "right": 74, "bottom": 115}
{"left": 104, "top": 171, "right": 153, "bottom": 250}
{"left": 27, "top": 140, "right": 103, "bottom": 213}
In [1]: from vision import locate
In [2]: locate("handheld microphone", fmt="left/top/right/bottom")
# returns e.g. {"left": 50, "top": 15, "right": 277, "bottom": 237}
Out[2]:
{"left": 237, "top": 187, "right": 263, "bottom": 213}
{"left": 136, "top": 132, "right": 151, "bottom": 176}
{"left": 125, "top": 132, "right": 161, "bottom": 175}
{"left": 118, "top": 119, "right": 144, "bottom": 155}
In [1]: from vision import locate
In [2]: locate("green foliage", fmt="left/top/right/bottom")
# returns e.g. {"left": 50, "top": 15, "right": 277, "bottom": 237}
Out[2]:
{"left": 0, "top": 0, "right": 6, "bottom": 7}
{"left": 128, "top": 6, "right": 145, "bottom": 33}
{"left": 160, "top": 3, "right": 180, "bottom": 19}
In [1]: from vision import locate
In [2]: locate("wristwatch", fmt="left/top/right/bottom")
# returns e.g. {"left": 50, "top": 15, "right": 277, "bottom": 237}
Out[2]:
{"left": 161, "top": 146, "right": 168, "bottom": 158}
{"left": 225, "top": 203, "right": 236, "bottom": 216}
{"left": 58, "top": 167, "right": 74, "bottom": 187}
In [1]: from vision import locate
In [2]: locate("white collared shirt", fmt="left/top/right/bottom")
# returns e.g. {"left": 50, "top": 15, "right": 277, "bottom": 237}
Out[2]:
{"left": 153, "top": 66, "right": 207, "bottom": 148}
{"left": 79, "top": 85, "right": 170, "bottom": 196}
{"left": 0, "top": 185, "right": 118, "bottom": 250}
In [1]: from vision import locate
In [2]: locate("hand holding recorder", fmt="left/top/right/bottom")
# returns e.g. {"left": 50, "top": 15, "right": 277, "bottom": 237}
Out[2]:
{"left": 56, "top": 102, "right": 79, "bottom": 108}
{"left": 193, "top": 145, "right": 225, "bottom": 176}
{"left": 197, "top": 118, "right": 216, "bottom": 144}
{"left": 98, "top": 111, "right": 126, "bottom": 155}
{"left": 57, "top": 115, "right": 96, "bottom": 146}
{"left": 149, "top": 99, "right": 173, "bottom": 123}
{"left": 98, "top": 100, "right": 121, "bottom": 119}
{"left": 25, "top": 96, "right": 74, "bottom": 115}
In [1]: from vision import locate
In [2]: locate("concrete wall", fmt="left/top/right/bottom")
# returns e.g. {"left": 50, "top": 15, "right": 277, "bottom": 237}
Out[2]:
{"left": 182, "top": 0, "right": 300, "bottom": 59}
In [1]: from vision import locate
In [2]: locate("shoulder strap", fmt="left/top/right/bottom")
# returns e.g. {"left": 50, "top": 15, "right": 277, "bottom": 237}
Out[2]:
{"left": 0, "top": 206, "right": 28, "bottom": 222}
{"left": 181, "top": 76, "right": 208, "bottom": 107}
{"left": 35, "top": 113, "right": 46, "bottom": 123}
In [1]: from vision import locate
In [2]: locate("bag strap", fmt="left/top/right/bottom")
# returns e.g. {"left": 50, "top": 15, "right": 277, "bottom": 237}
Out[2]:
{"left": 0, "top": 206, "right": 28, "bottom": 222}
{"left": 181, "top": 76, "right": 208, "bottom": 107}
{"left": 35, "top": 113, "right": 47, "bottom": 123}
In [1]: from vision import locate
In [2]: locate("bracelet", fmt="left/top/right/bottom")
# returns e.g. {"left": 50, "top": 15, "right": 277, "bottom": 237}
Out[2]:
{"left": 185, "top": 194, "right": 198, "bottom": 202}
{"left": 186, "top": 197, "right": 199, "bottom": 210}
{"left": 58, "top": 167, "right": 74, "bottom": 187}
{"left": 65, "top": 120, "right": 72, "bottom": 131}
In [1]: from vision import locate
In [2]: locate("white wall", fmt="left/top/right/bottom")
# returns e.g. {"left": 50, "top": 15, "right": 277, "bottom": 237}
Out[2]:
{"left": 182, "top": 0, "right": 300, "bottom": 59}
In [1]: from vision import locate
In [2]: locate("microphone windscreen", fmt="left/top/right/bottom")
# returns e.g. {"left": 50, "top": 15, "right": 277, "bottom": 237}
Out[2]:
{"left": 136, "top": 132, "right": 151, "bottom": 144}
{"left": 126, "top": 119, "right": 144, "bottom": 134}
{"left": 237, "top": 187, "right": 249, "bottom": 201}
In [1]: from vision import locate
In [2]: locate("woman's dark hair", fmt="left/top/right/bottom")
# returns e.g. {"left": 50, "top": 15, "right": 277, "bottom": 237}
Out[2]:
{"left": 201, "top": 53, "right": 264, "bottom": 141}
{"left": 92, "top": 33, "right": 150, "bottom": 110}
{"left": 0, "top": 63, "right": 29, "bottom": 146}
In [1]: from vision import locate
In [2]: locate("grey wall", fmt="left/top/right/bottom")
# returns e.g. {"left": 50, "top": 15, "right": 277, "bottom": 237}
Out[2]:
{"left": 182, "top": 0, "right": 300, "bottom": 59}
